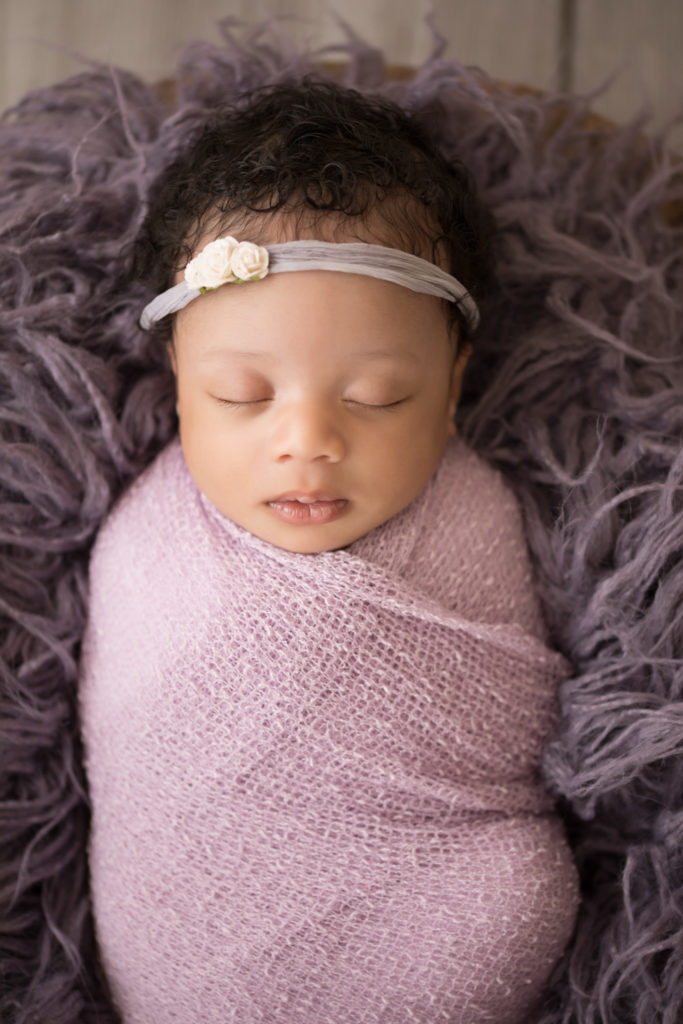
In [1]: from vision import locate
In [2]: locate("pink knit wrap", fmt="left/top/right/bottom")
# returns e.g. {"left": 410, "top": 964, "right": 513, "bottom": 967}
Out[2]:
{"left": 79, "top": 436, "right": 578, "bottom": 1024}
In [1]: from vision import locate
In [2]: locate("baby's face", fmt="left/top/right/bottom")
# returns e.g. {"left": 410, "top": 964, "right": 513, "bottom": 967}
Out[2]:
{"left": 170, "top": 267, "right": 467, "bottom": 553}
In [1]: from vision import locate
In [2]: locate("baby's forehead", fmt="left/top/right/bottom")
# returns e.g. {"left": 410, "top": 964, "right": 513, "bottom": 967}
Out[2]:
{"left": 173, "top": 264, "right": 453, "bottom": 371}
{"left": 166, "top": 208, "right": 463, "bottom": 350}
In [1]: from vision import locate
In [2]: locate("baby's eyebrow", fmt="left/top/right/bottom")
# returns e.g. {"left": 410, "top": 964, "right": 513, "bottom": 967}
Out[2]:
{"left": 351, "top": 349, "right": 421, "bottom": 365}
{"left": 198, "top": 349, "right": 270, "bottom": 362}
{"left": 198, "top": 348, "right": 420, "bottom": 365}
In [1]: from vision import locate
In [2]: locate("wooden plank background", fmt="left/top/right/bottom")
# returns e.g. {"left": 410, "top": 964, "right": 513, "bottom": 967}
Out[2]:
{"left": 1, "top": 0, "right": 681, "bottom": 140}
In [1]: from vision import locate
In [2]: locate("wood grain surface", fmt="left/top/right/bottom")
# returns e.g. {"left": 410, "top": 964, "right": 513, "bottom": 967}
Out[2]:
{"left": 1, "top": 0, "right": 680, "bottom": 138}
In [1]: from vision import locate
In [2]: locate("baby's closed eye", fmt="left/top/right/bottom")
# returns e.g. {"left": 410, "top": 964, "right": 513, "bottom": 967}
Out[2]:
{"left": 214, "top": 396, "right": 272, "bottom": 407}
{"left": 343, "top": 396, "right": 408, "bottom": 409}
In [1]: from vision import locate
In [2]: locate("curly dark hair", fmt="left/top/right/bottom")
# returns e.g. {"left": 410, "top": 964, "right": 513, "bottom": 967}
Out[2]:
{"left": 134, "top": 78, "right": 495, "bottom": 342}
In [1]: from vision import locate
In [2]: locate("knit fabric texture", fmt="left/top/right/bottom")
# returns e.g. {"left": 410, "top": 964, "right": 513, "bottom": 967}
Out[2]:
{"left": 79, "top": 435, "right": 578, "bottom": 1024}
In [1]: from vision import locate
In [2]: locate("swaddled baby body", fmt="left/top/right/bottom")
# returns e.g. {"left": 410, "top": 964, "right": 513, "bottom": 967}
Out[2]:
{"left": 79, "top": 80, "right": 578, "bottom": 1022}
{"left": 80, "top": 433, "right": 578, "bottom": 1024}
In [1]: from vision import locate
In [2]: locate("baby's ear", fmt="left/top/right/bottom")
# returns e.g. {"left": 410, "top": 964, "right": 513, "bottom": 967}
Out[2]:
{"left": 166, "top": 342, "right": 180, "bottom": 418}
{"left": 448, "top": 341, "right": 472, "bottom": 420}
{"left": 166, "top": 340, "right": 177, "bottom": 375}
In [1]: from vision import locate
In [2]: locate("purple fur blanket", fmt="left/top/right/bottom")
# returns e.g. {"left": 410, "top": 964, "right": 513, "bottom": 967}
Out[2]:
{"left": 1, "top": 17, "right": 682, "bottom": 1024}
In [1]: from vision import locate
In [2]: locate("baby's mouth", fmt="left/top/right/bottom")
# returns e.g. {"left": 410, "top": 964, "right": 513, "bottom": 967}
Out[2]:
{"left": 267, "top": 495, "right": 349, "bottom": 525}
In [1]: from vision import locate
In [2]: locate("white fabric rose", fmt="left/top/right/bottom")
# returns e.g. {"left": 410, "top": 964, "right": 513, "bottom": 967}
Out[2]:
{"left": 230, "top": 241, "right": 270, "bottom": 282}
{"left": 184, "top": 237, "right": 239, "bottom": 290}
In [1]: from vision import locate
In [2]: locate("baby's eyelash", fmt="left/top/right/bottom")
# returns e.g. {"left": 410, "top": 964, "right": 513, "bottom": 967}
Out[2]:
{"left": 214, "top": 397, "right": 408, "bottom": 411}
{"left": 216, "top": 398, "right": 270, "bottom": 407}
{"left": 345, "top": 399, "right": 407, "bottom": 410}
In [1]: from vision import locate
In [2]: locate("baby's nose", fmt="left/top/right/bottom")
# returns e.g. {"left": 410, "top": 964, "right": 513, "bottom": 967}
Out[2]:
{"left": 269, "top": 400, "right": 345, "bottom": 464}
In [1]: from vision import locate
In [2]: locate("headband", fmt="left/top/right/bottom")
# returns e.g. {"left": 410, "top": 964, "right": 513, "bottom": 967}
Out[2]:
{"left": 139, "top": 238, "right": 480, "bottom": 332}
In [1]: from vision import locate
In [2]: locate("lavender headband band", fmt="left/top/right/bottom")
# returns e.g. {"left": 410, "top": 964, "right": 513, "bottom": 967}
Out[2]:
{"left": 139, "top": 238, "right": 480, "bottom": 331}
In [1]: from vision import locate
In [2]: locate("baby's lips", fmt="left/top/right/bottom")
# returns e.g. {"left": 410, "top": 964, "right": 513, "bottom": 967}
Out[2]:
{"left": 270, "top": 491, "right": 345, "bottom": 503}
{"left": 266, "top": 496, "right": 349, "bottom": 526}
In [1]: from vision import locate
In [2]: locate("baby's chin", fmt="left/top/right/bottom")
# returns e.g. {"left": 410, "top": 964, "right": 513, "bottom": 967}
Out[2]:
{"left": 249, "top": 524, "right": 357, "bottom": 555}
{"left": 269, "top": 538, "right": 351, "bottom": 555}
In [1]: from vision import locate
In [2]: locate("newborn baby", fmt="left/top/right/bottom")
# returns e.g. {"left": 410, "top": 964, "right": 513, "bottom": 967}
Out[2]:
{"left": 79, "top": 80, "right": 578, "bottom": 1023}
